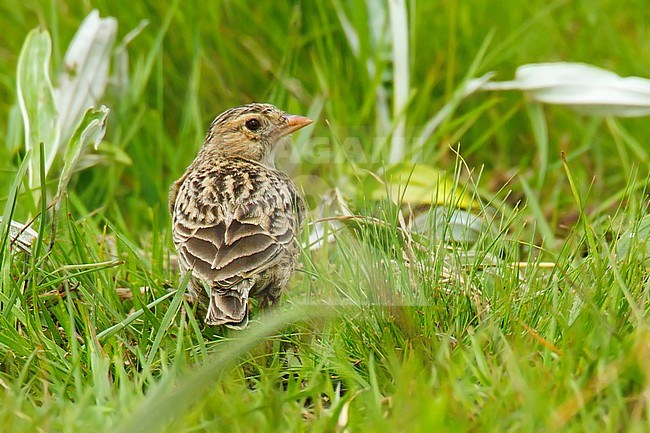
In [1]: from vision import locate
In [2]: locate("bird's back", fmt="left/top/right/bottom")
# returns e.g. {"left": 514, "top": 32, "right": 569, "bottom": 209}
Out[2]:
{"left": 170, "top": 157, "right": 305, "bottom": 327}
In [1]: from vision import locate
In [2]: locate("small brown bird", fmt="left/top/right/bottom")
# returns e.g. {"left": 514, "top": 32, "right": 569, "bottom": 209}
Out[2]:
{"left": 169, "top": 103, "right": 311, "bottom": 329}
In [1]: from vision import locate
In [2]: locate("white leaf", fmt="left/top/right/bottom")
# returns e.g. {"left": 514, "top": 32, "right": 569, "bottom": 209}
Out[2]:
{"left": 1, "top": 218, "right": 39, "bottom": 254}
{"left": 482, "top": 62, "right": 650, "bottom": 117}
{"left": 411, "top": 207, "right": 486, "bottom": 245}
{"left": 16, "top": 29, "right": 60, "bottom": 190}
{"left": 56, "top": 105, "right": 110, "bottom": 199}
{"left": 388, "top": 0, "right": 410, "bottom": 163}
{"left": 307, "top": 189, "right": 352, "bottom": 251}
{"left": 55, "top": 9, "right": 117, "bottom": 144}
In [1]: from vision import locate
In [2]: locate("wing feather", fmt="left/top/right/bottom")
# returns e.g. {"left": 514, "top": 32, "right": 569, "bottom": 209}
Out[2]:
{"left": 171, "top": 159, "right": 304, "bottom": 291}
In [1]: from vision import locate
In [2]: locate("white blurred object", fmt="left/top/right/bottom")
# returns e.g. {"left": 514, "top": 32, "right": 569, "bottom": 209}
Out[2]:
{"left": 308, "top": 189, "right": 353, "bottom": 251}
{"left": 616, "top": 215, "right": 650, "bottom": 267}
{"left": 2, "top": 219, "right": 39, "bottom": 254}
{"left": 482, "top": 62, "right": 650, "bottom": 117}
{"left": 411, "top": 207, "right": 486, "bottom": 245}
{"left": 55, "top": 10, "right": 117, "bottom": 145}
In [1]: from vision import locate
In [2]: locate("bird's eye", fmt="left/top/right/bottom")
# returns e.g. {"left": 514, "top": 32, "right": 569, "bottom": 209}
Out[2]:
{"left": 245, "top": 118, "right": 261, "bottom": 131}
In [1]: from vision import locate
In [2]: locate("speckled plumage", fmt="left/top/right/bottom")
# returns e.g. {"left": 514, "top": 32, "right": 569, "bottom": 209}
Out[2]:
{"left": 169, "top": 103, "right": 311, "bottom": 329}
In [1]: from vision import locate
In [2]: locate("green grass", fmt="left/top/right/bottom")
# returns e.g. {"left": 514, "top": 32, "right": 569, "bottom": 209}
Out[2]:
{"left": 1, "top": 1, "right": 649, "bottom": 431}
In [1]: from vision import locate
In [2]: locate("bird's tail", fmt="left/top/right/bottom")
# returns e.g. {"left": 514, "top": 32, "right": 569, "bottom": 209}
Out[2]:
{"left": 205, "top": 282, "right": 251, "bottom": 329}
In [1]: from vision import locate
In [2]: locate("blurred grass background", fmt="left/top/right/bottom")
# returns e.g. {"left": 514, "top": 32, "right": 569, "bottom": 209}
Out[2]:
{"left": 0, "top": 1, "right": 649, "bottom": 431}
{"left": 2, "top": 0, "right": 648, "bottom": 227}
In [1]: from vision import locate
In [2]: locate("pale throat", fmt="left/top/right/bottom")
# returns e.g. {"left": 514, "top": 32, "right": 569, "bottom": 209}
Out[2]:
{"left": 259, "top": 151, "right": 277, "bottom": 169}
{"left": 259, "top": 135, "right": 290, "bottom": 169}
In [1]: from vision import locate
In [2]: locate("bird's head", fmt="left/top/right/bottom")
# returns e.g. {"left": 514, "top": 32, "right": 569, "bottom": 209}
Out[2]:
{"left": 200, "top": 103, "right": 312, "bottom": 167}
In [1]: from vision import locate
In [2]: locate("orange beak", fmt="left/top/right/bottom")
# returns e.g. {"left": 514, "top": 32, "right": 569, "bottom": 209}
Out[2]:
{"left": 280, "top": 114, "right": 313, "bottom": 136}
